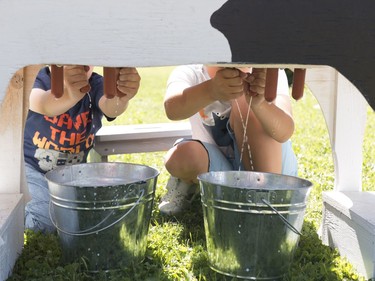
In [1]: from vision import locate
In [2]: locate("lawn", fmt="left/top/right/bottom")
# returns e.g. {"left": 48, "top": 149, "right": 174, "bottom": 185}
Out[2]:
{"left": 7, "top": 67, "right": 374, "bottom": 281}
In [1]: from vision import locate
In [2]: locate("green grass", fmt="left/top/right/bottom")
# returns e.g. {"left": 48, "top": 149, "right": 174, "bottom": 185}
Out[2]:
{"left": 8, "top": 67, "right": 374, "bottom": 281}
{"left": 101, "top": 66, "right": 174, "bottom": 125}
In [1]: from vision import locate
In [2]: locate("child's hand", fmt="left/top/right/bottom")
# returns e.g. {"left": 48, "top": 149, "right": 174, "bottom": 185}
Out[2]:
{"left": 63, "top": 65, "right": 91, "bottom": 97}
{"left": 243, "top": 68, "right": 266, "bottom": 107}
{"left": 116, "top": 67, "right": 141, "bottom": 100}
{"left": 99, "top": 67, "right": 141, "bottom": 117}
{"left": 210, "top": 68, "right": 246, "bottom": 101}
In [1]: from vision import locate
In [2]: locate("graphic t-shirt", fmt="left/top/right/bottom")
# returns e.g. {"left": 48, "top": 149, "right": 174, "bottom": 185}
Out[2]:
{"left": 23, "top": 67, "right": 111, "bottom": 173}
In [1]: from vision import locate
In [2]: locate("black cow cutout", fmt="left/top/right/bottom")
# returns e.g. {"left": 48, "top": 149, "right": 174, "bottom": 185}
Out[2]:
{"left": 211, "top": 0, "right": 375, "bottom": 110}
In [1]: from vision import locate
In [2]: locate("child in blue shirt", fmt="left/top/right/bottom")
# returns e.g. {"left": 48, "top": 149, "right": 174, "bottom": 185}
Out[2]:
{"left": 24, "top": 65, "right": 141, "bottom": 233}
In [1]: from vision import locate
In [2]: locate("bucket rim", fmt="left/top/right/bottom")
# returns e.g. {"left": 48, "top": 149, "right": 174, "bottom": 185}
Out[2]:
{"left": 197, "top": 170, "right": 312, "bottom": 190}
{"left": 45, "top": 162, "right": 160, "bottom": 187}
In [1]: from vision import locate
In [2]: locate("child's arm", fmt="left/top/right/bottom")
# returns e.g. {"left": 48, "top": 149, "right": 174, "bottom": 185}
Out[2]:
{"left": 164, "top": 68, "right": 246, "bottom": 120}
{"left": 29, "top": 65, "right": 91, "bottom": 116}
{"left": 99, "top": 67, "right": 140, "bottom": 118}
{"left": 244, "top": 68, "right": 294, "bottom": 143}
{"left": 251, "top": 95, "right": 294, "bottom": 143}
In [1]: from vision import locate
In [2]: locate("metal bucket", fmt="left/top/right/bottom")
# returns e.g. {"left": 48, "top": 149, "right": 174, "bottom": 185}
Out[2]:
{"left": 198, "top": 171, "right": 312, "bottom": 280}
{"left": 45, "top": 162, "right": 159, "bottom": 272}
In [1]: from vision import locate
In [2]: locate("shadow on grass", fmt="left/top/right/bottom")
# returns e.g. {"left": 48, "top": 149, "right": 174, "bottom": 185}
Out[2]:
{"left": 156, "top": 195, "right": 362, "bottom": 281}
{"left": 8, "top": 198, "right": 363, "bottom": 281}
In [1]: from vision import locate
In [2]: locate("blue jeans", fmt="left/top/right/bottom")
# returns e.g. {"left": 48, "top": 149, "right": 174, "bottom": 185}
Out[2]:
{"left": 24, "top": 163, "right": 56, "bottom": 233}
{"left": 201, "top": 139, "right": 298, "bottom": 176}
{"left": 178, "top": 121, "right": 298, "bottom": 177}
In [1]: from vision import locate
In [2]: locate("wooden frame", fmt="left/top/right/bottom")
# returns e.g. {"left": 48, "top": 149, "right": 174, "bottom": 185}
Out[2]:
{"left": 0, "top": 0, "right": 373, "bottom": 279}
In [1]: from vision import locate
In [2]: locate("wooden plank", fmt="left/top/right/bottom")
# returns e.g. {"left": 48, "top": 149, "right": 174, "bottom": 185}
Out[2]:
{"left": 0, "top": 66, "right": 40, "bottom": 195}
{"left": 21, "top": 65, "right": 43, "bottom": 202}
{"left": 93, "top": 122, "right": 192, "bottom": 158}
{"left": 333, "top": 74, "right": 367, "bottom": 191}
{"left": 96, "top": 122, "right": 191, "bottom": 141}
{"left": 0, "top": 69, "right": 24, "bottom": 194}
{"left": 0, "top": 0, "right": 373, "bottom": 109}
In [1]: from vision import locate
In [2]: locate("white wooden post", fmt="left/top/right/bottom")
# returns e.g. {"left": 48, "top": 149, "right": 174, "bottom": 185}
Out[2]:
{"left": 306, "top": 67, "right": 367, "bottom": 192}
{"left": 332, "top": 73, "right": 367, "bottom": 191}
{"left": 0, "top": 68, "right": 25, "bottom": 194}
{"left": 306, "top": 67, "right": 374, "bottom": 279}
{"left": 0, "top": 68, "right": 25, "bottom": 281}
{"left": 0, "top": 65, "right": 40, "bottom": 281}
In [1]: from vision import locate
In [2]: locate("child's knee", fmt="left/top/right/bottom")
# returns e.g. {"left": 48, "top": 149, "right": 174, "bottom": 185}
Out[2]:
{"left": 165, "top": 141, "right": 208, "bottom": 175}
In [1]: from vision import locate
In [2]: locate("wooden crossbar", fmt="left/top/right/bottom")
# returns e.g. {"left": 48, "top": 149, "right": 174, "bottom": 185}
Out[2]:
{"left": 91, "top": 122, "right": 192, "bottom": 162}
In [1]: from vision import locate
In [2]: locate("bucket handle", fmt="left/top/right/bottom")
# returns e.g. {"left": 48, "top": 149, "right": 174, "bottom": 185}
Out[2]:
{"left": 49, "top": 188, "right": 145, "bottom": 236}
{"left": 261, "top": 198, "right": 302, "bottom": 236}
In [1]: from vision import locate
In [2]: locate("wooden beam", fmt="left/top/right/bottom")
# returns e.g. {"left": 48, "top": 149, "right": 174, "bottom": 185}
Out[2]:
{"left": 0, "top": 68, "right": 24, "bottom": 194}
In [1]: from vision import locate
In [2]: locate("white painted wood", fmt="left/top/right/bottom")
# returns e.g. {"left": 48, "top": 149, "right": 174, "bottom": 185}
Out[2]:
{"left": 20, "top": 65, "right": 42, "bottom": 203}
{"left": 93, "top": 122, "right": 192, "bottom": 161}
{"left": 306, "top": 68, "right": 373, "bottom": 279}
{"left": 0, "top": 70, "right": 25, "bottom": 194}
{"left": 0, "top": 66, "right": 38, "bottom": 281}
{"left": 332, "top": 74, "right": 367, "bottom": 192}
{"left": 0, "top": 0, "right": 231, "bottom": 104}
{"left": 305, "top": 66, "right": 338, "bottom": 141}
{"left": 0, "top": 194, "right": 24, "bottom": 281}
{"left": 322, "top": 191, "right": 375, "bottom": 280}
{"left": 306, "top": 68, "right": 367, "bottom": 192}
{"left": 97, "top": 122, "right": 191, "bottom": 142}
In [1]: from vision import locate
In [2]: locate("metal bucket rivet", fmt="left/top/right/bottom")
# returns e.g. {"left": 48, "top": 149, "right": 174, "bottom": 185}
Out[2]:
{"left": 198, "top": 171, "right": 312, "bottom": 280}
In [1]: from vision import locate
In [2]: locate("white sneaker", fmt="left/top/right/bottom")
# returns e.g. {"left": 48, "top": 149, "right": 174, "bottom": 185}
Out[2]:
{"left": 158, "top": 176, "right": 199, "bottom": 215}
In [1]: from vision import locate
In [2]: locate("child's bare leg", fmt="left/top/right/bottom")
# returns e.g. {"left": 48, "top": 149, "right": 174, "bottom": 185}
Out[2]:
{"left": 164, "top": 140, "right": 209, "bottom": 184}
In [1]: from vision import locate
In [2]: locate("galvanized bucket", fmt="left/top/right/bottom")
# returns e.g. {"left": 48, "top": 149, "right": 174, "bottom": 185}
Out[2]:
{"left": 198, "top": 171, "right": 312, "bottom": 280}
{"left": 45, "top": 162, "right": 159, "bottom": 272}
